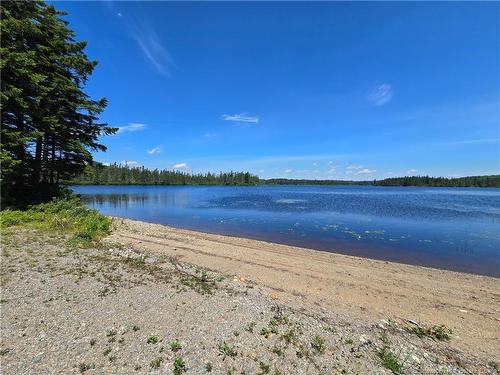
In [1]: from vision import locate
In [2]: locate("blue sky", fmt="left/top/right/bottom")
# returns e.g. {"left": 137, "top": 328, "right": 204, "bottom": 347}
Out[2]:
{"left": 57, "top": 1, "right": 499, "bottom": 180}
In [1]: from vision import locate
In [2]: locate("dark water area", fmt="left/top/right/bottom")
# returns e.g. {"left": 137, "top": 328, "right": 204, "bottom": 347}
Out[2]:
{"left": 72, "top": 185, "right": 500, "bottom": 277}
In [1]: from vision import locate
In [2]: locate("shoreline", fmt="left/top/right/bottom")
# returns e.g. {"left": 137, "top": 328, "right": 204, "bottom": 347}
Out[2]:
{"left": 108, "top": 217, "right": 500, "bottom": 363}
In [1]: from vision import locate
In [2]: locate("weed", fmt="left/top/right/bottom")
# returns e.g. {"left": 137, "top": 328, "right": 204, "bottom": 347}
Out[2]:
{"left": 170, "top": 339, "right": 182, "bottom": 352}
{"left": 345, "top": 338, "right": 353, "bottom": 345}
{"left": 311, "top": 335, "right": 326, "bottom": 354}
{"left": 259, "top": 361, "right": 270, "bottom": 374}
{"left": 281, "top": 328, "right": 296, "bottom": 345}
{"left": 205, "top": 362, "right": 213, "bottom": 372}
{"left": 323, "top": 325, "right": 335, "bottom": 333}
{"left": 218, "top": 341, "right": 237, "bottom": 359}
{"left": 78, "top": 363, "right": 93, "bottom": 373}
{"left": 150, "top": 357, "right": 164, "bottom": 370}
{"left": 245, "top": 321, "right": 256, "bottom": 333}
{"left": 378, "top": 332, "right": 401, "bottom": 373}
{"left": 173, "top": 357, "right": 186, "bottom": 375}
{"left": 103, "top": 347, "right": 112, "bottom": 356}
{"left": 261, "top": 327, "right": 271, "bottom": 338}
{"left": 132, "top": 325, "right": 140, "bottom": 332}
{"left": 147, "top": 335, "right": 159, "bottom": 344}
{"left": 405, "top": 323, "right": 452, "bottom": 341}
{"left": 0, "top": 348, "right": 11, "bottom": 356}
{"left": 271, "top": 346, "right": 284, "bottom": 357}
{"left": 106, "top": 329, "right": 117, "bottom": 342}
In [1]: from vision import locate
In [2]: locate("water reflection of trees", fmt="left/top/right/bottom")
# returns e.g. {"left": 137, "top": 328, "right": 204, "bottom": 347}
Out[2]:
{"left": 82, "top": 194, "right": 149, "bottom": 208}
{"left": 81, "top": 191, "right": 190, "bottom": 209}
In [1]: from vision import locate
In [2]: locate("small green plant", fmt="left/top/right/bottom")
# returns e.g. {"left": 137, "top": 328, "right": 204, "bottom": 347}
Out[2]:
{"left": 205, "top": 362, "right": 213, "bottom": 372}
{"left": 379, "top": 332, "right": 401, "bottom": 373}
{"left": 405, "top": 323, "right": 452, "bottom": 341}
{"left": 78, "top": 363, "right": 93, "bottom": 373}
{"left": 281, "top": 328, "right": 296, "bottom": 345}
{"left": 345, "top": 338, "right": 353, "bottom": 345}
{"left": 103, "top": 347, "right": 112, "bottom": 356}
{"left": 106, "top": 329, "right": 117, "bottom": 342}
{"left": 271, "top": 346, "right": 284, "bottom": 357}
{"left": 173, "top": 357, "right": 186, "bottom": 375}
{"left": 259, "top": 361, "right": 270, "bottom": 374}
{"left": 260, "top": 327, "right": 271, "bottom": 338}
{"left": 218, "top": 341, "right": 237, "bottom": 359}
{"left": 147, "top": 335, "right": 159, "bottom": 344}
{"left": 170, "top": 339, "right": 182, "bottom": 352}
{"left": 0, "top": 348, "right": 11, "bottom": 356}
{"left": 323, "top": 325, "right": 335, "bottom": 333}
{"left": 245, "top": 321, "right": 256, "bottom": 333}
{"left": 150, "top": 357, "right": 164, "bottom": 370}
{"left": 311, "top": 335, "right": 326, "bottom": 354}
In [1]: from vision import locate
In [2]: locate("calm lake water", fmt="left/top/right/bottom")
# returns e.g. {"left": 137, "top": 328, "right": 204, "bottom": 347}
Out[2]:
{"left": 72, "top": 185, "right": 500, "bottom": 277}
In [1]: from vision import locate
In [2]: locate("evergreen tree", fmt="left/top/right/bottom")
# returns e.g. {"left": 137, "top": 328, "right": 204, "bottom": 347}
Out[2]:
{"left": 1, "top": 1, "right": 116, "bottom": 203}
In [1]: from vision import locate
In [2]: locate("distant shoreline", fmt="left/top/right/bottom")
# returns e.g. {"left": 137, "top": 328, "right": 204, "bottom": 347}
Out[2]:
{"left": 70, "top": 163, "right": 500, "bottom": 188}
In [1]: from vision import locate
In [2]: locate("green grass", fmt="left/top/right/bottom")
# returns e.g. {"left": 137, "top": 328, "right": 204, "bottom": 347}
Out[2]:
{"left": 379, "top": 332, "right": 402, "bottom": 373}
{"left": 147, "top": 335, "right": 159, "bottom": 344}
{"left": 405, "top": 323, "right": 452, "bottom": 341}
{"left": 311, "top": 335, "right": 326, "bottom": 354}
{"left": 173, "top": 357, "right": 186, "bottom": 375}
{"left": 150, "top": 357, "right": 164, "bottom": 370}
{"left": 0, "top": 196, "right": 111, "bottom": 244}
{"left": 218, "top": 341, "right": 237, "bottom": 360}
{"left": 170, "top": 339, "right": 182, "bottom": 352}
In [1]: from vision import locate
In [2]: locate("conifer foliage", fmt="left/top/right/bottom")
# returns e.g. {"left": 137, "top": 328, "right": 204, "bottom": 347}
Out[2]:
{"left": 1, "top": 1, "right": 116, "bottom": 203}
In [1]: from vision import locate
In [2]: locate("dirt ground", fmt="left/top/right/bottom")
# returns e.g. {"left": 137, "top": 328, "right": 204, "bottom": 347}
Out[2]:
{"left": 0, "top": 220, "right": 498, "bottom": 374}
{"left": 108, "top": 218, "right": 500, "bottom": 364}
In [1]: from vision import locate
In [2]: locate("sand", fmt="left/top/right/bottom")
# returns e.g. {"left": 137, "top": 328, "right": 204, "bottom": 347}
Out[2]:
{"left": 108, "top": 218, "right": 500, "bottom": 363}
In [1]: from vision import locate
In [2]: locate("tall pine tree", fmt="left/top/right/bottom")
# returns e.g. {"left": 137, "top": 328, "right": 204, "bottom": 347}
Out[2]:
{"left": 1, "top": 1, "right": 116, "bottom": 204}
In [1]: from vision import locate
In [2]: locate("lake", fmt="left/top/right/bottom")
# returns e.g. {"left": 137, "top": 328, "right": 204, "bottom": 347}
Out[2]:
{"left": 72, "top": 185, "right": 500, "bottom": 277}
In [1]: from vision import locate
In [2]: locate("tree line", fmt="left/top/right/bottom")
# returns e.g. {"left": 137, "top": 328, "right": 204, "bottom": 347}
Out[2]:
{"left": 70, "top": 163, "right": 260, "bottom": 186}
{"left": 1, "top": 1, "right": 116, "bottom": 204}
{"left": 70, "top": 164, "right": 500, "bottom": 188}
{"left": 372, "top": 175, "right": 500, "bottom": 188}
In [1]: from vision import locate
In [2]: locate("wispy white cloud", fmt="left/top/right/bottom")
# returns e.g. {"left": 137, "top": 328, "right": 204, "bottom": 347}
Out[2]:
{"left": 406, "top": 169, "right": 418, "bottom": 175}
{"left": 117, "top": 12, "right": 122, "bottom": 17}
{"left": 326, "top": 168, "right": 336, "bottom": 175}
{"left": 203, "top": 133, "right": 215, "bottom": 138}
{"left": 436, "top": 138, "right": 500, "bottom": 146}
{"left": 355, "top": 168, "right": 376, "bottom": 175}
{"left": 117, "top": 123, "right": 147, "bottom": 134}
{"left": 312, "top": 162, "right": 317, "bottom": 166}
{"left": 173, "top": 162, "right": 187, "bottom": 169}
{"left": 121, "top": 160, "right": 138, "bottom": 166}
{"left": 222, "top": 113, "right": 259, "bottom": 123}
{"left": 367, "top": 84, "right": 393, "bottom": 106}
{"left": 284, "top": 169, "right": 293, "bottom": 173}
{"left": 147, "top": 146, "right": 162, "bottom": 155}
{"left": 135, "top": 31, "right": 176, "bottom": 77}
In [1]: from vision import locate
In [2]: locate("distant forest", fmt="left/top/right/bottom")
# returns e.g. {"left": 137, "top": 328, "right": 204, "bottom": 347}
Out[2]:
{"left": 69, "top": 163, "right": 500, "bottom": 188}
{"left": 70, "top": 163, "right": 260, "bottom": 185}
{"left": 268, "top": 175, "right": 500, "bottom": 187}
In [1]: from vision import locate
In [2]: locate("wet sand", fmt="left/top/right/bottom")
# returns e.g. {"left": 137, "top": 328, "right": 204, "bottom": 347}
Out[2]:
{"left": 108, "top": 218, "right": 500, "bottom": 363}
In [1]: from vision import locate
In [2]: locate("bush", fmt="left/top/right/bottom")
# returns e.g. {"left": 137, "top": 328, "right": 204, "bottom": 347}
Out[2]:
{"left": 0, "top": 196, "right": 111, "bottom": 244}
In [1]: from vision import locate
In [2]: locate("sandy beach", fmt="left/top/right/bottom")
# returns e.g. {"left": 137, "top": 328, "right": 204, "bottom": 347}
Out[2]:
{"left": 2, "top": 218, "right": 499, "bottom": 374}
{"left": 109, "top": 218, "right": 500, "bottom": 363}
